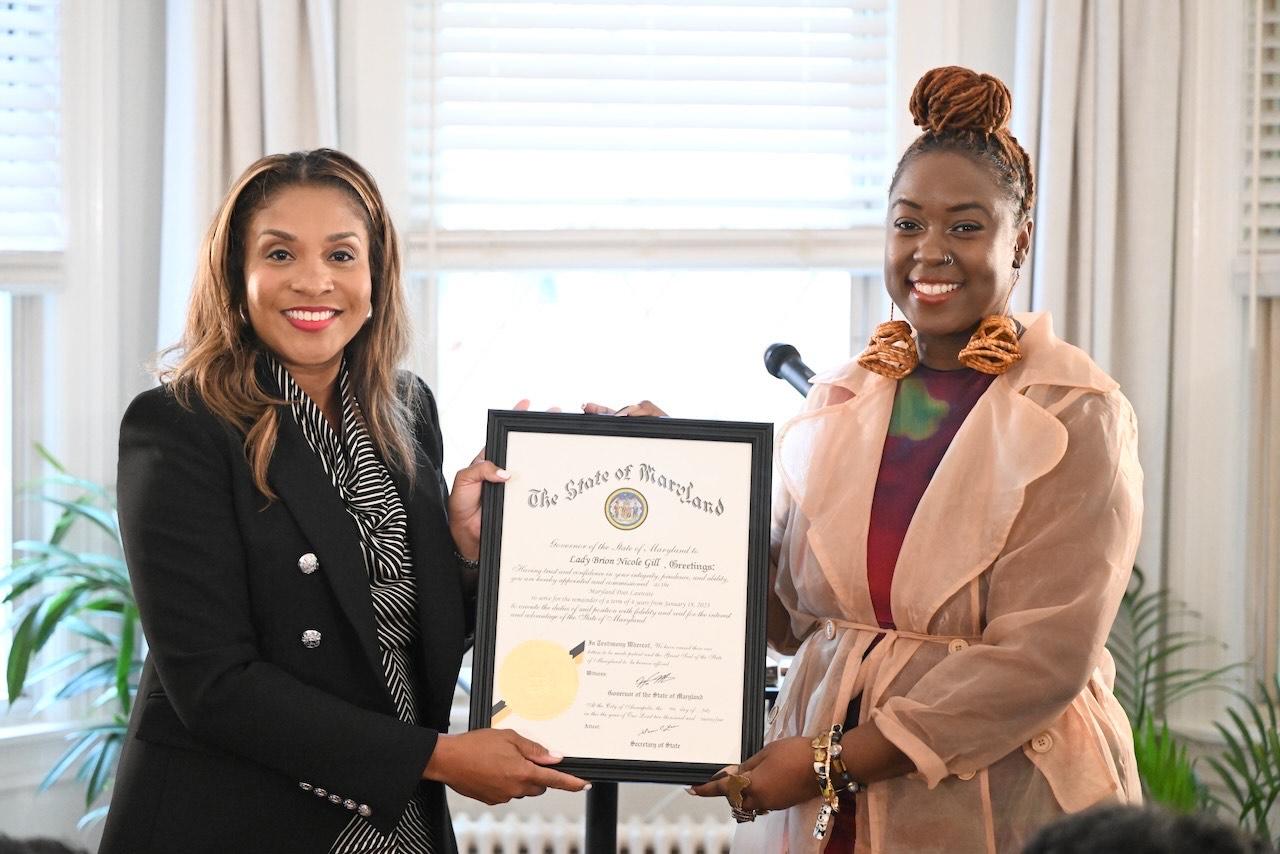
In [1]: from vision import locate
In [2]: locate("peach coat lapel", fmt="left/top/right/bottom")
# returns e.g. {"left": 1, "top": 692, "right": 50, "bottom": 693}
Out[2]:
{"left": 779, "top": 312, "right": 1116, "bottom": 632}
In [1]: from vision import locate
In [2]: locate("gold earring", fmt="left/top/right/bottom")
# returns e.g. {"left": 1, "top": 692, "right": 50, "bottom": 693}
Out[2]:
{"left": 957, "top": 268, "right": 1023, "bottom": 375}
{"left": 857, "top": 303, "right": 918, "bottom": 380}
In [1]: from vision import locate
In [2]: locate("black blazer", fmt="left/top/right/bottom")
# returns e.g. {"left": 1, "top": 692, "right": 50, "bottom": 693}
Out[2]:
{"left": 99, "top": 376, "right": 471, "bottom": 854}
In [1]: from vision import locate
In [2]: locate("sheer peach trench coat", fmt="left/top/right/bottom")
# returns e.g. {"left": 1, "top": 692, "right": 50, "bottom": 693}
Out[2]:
{"left": 738, "top": 313, "right": 1143, "bottom": 854}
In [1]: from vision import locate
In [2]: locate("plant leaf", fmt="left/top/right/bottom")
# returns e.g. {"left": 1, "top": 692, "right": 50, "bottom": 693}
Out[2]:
{"left": 6, "top": 604, "right": 41, "bottom": 703}
{"left": 63, "top": 616, "right": 114, "bottom": 646}
{"left": 39, "top": 730, "right": 100, "bottom": 793}
{"left": 33, "top": 442, "right": 68, "bottom": 473}
{"left": 77, "top": 804, "right": 111, "bottom": 829}
{"left": 24, "top": 649, "right": 90, "bottom": 686}
{"left": 85, "top": 732, "right": 121, "bottom": 807}
{"left": 116, "top": 607, "right": 136, "bottom": 717}
{"left": 41, "top": 498, "right": 120, "bottom": 543}
{"left": 32, "top": 584, "right": 91, "bottom": 652}
{"left": 29, "top": 473, "right": 113, "bottom": 502}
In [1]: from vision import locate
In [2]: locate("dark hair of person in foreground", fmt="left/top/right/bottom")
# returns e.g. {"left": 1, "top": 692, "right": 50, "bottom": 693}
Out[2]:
{"left": 1021, "top": 804, "right": 1274, "bottom": 854}
{"left": 0, "top": 836, "right": 88, "bottom": 854}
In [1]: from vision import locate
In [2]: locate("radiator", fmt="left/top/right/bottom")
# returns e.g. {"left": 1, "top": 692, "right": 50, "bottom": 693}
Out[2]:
{"left": 453, "top": 813, "right": 736, "bottom": 854}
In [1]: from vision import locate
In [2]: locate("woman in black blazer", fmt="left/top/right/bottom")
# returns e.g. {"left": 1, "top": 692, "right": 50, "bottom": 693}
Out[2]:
{"left": 100, "top": 150, "right": 586, "bottom": 854}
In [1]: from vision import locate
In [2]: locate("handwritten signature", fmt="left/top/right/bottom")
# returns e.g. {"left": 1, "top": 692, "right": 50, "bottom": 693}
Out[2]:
{"left": 635, "top": 671, "right": 676, "bottom": 688}
{"left": 638, "top": 723, "right": 679, "bottom": 736}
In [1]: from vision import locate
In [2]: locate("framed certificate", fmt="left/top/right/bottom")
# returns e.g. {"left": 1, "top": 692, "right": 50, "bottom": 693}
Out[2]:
{"left": 468, "top": 410, "right": 773, "bottom": 784}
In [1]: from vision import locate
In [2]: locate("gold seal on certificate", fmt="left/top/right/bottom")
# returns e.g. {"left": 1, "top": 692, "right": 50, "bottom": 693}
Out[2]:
{"left": 469, "top": 410, "right": 772, "bottom": 785}
{"left": 492, "top": 640, "right": 587, "bottom": 723}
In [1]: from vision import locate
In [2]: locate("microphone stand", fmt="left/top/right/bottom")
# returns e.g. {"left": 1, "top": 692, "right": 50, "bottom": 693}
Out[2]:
{"left": 585, "top": 781, "right": 618, "bottom": 853}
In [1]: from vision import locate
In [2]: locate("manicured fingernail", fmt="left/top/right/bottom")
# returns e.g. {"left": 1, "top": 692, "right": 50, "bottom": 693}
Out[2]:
{"left": 497, "top": 469, "right": 511, "bottom": 480}
{"left": 547, "top": 751, "right": 563, "bottom": 760}
{"left": 684, "top": 786, "right": 697, "bottom": 795}
{"left": 709, "top": 770, "right": 728, "bottom": 781}
{"left": 583, "top": 783, "right": 593, "bottom": 791}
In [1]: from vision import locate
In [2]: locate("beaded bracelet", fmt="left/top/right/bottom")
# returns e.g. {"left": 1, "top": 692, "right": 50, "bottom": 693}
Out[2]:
{"left": 811, "top": 724, "right": 864, "bottom": 838}
{"left": 810, "top": 725, "right": 842, "bottom": 838}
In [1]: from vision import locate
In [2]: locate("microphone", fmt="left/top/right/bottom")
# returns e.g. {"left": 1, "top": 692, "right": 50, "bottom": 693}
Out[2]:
{"left": 764, "top": 343, "right": 815, "bottom": 397}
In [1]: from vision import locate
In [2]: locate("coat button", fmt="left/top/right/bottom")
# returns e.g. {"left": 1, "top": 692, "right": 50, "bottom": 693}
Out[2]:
{"left": 301, "top": 629, "right": 322, "bottom": 649}
{"left": 1031, "top": 732, "right": 1054, "bottom": 753}
{"left": 344, "top": 799, "right": 358, "bottom": 811}
{"left": 298, "top": 553, "right": 320, "bottom": 574}
{"left": 328, "top": 794, "right": 342, "bottom": 804}
{"left": 299, "top": 782, "right": 313, "bottom": 792}
{"left": 948, "top": 638, "right": 969, "bottom": 653}
{"left": 357, "top": 804, "right": 372, "bottom": 818}
{"left": 314, "top": 788, "right": 328, "bottom": 798}
{"left": 957, "top": 770, "right": 975, "bottom": 781}
{"left": 824, "top": 620, "right": 836, "bottom": 640}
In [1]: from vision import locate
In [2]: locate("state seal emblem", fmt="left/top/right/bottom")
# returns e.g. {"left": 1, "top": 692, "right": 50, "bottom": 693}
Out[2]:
{"left": 604, "top": 487, "right": 648, "bottom": 530}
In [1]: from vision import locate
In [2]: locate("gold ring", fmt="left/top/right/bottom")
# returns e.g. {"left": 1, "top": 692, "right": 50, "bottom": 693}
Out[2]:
{"left": 730, "top": 806, "right": 770, "bottom": 823}
{"left": 726, "top": 772, "right": 752, "bottom": 811}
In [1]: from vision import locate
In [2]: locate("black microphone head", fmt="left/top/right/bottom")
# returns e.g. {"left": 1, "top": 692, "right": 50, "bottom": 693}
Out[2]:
{"left": 764, "top": 343, "right": 801, "bottom": 378}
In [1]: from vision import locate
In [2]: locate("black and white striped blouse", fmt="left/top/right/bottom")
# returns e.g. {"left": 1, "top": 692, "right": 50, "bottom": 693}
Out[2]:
{"left": 272, "top": 358, "right": 436, "bottom": 854}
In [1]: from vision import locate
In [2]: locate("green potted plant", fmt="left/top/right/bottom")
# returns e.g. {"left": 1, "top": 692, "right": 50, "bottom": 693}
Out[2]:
{"left": 1206, "top": 678, "right": 1280, "bottom": 847}
{"left": 1, "top": 446, "right": 141, "bottom": 825}
{"left": 1105, "top": 566, "right": 1239, "bottom": 812}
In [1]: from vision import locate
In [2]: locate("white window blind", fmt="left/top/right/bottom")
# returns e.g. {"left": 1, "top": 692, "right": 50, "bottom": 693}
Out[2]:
{"left": 1246, "top": 0, "right": 1280, "bottom": 253}
{"left": 407, "top": 0, "right": 891, "bottom": 243}
{"left": 0, "top": 0, "right": 59, "bottom": 252}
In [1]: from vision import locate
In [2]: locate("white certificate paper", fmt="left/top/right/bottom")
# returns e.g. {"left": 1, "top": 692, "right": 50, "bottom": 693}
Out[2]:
{"left": 470, "top": 413, "right": 771, "bottom": 782}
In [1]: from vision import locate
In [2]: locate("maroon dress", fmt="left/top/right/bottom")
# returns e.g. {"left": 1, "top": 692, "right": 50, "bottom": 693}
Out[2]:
{"left": 827, "top": 364, "right": 995, "bottom": 850}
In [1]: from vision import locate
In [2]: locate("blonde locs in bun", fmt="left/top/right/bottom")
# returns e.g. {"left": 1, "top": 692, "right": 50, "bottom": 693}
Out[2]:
{"left": 891, "top": 66, "right": 1035, "bottom": 222}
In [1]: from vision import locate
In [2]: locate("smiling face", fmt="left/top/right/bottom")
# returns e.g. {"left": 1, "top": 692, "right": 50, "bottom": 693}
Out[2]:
{"left": 242, "top": 183, "right": 373, "bottom": 392}
{"left": 885, "top": 150, "right": 1032, "bottom": 367}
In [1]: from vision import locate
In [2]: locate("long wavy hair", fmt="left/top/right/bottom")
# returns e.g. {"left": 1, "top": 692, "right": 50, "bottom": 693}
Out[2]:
{"left": 158, "top": 149, "right": 418, "bottom": 499}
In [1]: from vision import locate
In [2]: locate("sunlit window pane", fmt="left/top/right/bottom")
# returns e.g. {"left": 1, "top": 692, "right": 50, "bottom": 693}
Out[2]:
{"left": 432, "top": 270, "right": 855, "bottom": 478}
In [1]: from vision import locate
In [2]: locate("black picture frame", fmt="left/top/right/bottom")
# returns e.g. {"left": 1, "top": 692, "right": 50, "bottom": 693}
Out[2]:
{"left": 468, "top": 410, "right": 773, "bottom": 785}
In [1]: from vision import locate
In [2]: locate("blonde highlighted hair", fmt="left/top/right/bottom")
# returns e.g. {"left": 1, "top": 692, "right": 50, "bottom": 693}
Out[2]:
{"left": 158, "top": 149, "right": 418, "bottom": 498}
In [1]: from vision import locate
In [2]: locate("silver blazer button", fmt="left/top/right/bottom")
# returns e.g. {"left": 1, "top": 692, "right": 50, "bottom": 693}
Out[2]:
{"left": 301, "top": 629, "right": 322, "bottom": 649}
{"left": 298, "top": 553, "right": 320, "bottom": 574}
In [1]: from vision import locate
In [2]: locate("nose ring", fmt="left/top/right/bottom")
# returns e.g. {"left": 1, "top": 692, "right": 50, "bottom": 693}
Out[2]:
{"left": 942, "top": 253, "right": 955, "bottom": 266}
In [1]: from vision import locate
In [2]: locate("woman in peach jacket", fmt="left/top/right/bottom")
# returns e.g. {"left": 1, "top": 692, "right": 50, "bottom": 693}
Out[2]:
{"left": 685, "top": 67, "right": 1143, "bottom": 852}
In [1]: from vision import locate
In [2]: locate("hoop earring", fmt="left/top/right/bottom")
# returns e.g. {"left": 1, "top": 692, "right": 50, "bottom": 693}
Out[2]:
{"left": 857, "top": 302, "right": 918, "bottom": 380}
{"left": 957, "top": 267, "right": 1023, "bottom": 375}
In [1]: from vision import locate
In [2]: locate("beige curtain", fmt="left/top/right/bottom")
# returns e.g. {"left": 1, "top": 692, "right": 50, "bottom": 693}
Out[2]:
{"left": 1250, "top": 300, "right": 1280, "bottom": 682}
{"left": 1012, "top": 0, "right": 1181, "bottom": 582}
{"left": 157, "top": 0, "right": 338, "bottom": 349}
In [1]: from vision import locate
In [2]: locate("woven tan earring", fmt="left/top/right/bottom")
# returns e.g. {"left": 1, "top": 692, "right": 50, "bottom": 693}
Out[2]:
{"left": 957, "top": 267, "right": 1023, "bottom": 375}
{"left": 857, "top": 303, "right": 918, "bottom": 380}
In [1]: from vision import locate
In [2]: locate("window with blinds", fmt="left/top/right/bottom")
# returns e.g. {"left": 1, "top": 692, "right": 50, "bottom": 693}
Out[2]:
{"left": 0, "top": 0, "right": 59, "bottom": 252}
{"left": 1246, "top": 0, "right": 1280, "bottom": 253}
{"left": 406, "top": 0, "right": 891, "bottom": 236}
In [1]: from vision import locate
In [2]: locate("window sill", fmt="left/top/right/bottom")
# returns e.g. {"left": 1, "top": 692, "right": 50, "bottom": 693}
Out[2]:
{"left": 0, "top": 720, "right": 100, "bottom": 794}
